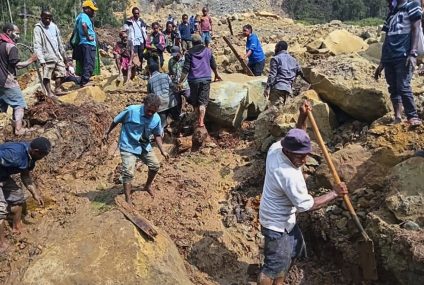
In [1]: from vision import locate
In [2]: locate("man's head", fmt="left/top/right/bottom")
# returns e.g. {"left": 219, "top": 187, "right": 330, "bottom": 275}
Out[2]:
{"left": 119, "top": 31, "right": 128, "bottom": 43}
{"left": 143, "top": 94, "right": 161, "bottom": 117}
{"left": 182, "top": 14, "right": 188, "bottom": 23}
{"left": 166, "top": 21, "right": 174, "bottom": 32}
{"left": 275, "top": 40, "right": 288, "bottom": 54}
{"left": 132, "top": 7, "right": 140, "bottom": 19}
{"left": 29, "top": 137, "right": 52, "bottom": 161}
{"left": 202, "top": 7, "right": 208, "bottom": 16}
{"left": 151, "top": 22, "right": 160, "bottom": 33}
{"left": 242, "top": 24, "right": 252, "bottom": 37}
{"left": 281, "top": 129, "right": 311, "bottom": 168}
{"left": 171, "top": 46, "right": 181, "bottom": 59}
{"left": 148, "top": 61, "right": 160, "bottom": 74}
{"left": 2, "top": 23, "right": 20, "bottom": 42}
{"left": 192, "top": 34, "right": 202, "bottom": 46}
{"left": 82, "top": 0, "right": 98, "bottom": 17}
{"left": 41, "top": 10, "right": 52, "bottom": 27}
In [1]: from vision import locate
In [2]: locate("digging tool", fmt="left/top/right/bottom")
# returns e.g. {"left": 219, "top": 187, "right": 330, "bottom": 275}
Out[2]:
{"left": 223, "top": 36, "right": 254, "bottom": 76}
{"left": 115, "top": 196, "right": 158, "bottom": 241}
{"left": 306, "top": 110, "right": 378, "bottom": 281}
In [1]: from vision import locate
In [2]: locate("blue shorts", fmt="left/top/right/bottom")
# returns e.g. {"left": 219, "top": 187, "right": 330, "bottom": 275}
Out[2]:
{"left": 201, "top": 32, "right": 212, "bottom": 44}
{"left": 0, "top": 87, "right": 27, "bottom": 112}
{"left": 261, "top": 225, "right": 307, "bottom": 279}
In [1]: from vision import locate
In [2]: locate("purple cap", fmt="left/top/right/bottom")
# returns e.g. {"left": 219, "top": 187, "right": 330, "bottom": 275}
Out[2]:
{"left": 281, "top": 129, "right": 312, "bottom": 154}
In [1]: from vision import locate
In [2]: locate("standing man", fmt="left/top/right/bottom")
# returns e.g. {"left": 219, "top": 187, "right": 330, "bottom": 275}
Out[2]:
{"left": 200, "top": 7, "right": 213, "bottom": 47}
{"left": 258, "top": 101, "right": 348, "bottom": 285}
{"left": 0, "top": 137, "right": 51, "bottom": 252}
{"left": 374, "top": 0, "right": 422, "bottom": 126}
{"left": 147, "top": 62, "right": 178, "bottom": 129}
{"left": 242, "top": 24, "right": 266, "bottom": 76}
{"left": 113, "top": 31, "right": 134, "bottom": 84}
{"left": 179, "top": 14, "right": 192, "bottom": 52}
{"left": 264, "top": 41, "right": 307, "bottom": 106}
{"left": 180, "top": 34, "right": 221, "bottom": 128}
{"left": 169, "top": 46, "right": 190, "bottom": 113}
{"left": 75, "top": 0, "right": 98, "bottom": 87}
{"left": 33, "top": 10, "right": 67, "bottom": 97}
{"left": 0, "top": 23, "right": 37, "bottom": 135}
{"left": 103, "top": 94, "right": 169, "bottom": 203}
{"left": 125, "top": 7, "right": 148, "bottom": 72}
{"left": 146, "top": 22, "right": 166, "bottom": 68}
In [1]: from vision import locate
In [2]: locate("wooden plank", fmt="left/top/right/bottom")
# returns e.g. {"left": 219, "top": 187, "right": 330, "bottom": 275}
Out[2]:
{"left": 223, "top": 36, "right": 254, "bottom": 76}
{"left": 115, "top": 196, "right": 158, "bottom": 241}
{"left": 227, "top": 17, "right": 234, "bottom": 35}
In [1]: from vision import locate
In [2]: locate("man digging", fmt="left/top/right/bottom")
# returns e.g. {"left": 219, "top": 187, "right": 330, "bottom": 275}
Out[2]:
{"left": 258, "top": 101, "right": 348, "bottom": 284}
{"left": 103, "top": 94, "right": 169, "bottom": 204}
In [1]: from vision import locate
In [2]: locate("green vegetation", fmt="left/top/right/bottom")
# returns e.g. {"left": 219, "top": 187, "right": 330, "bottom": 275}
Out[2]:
{"left": 283, "top": 0, "right": 389, "bottom": 24}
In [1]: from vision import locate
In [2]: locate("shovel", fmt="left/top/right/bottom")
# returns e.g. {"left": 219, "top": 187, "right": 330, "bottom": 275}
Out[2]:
{"left": 306, "top": 110, "right": 378, "bottom": 281}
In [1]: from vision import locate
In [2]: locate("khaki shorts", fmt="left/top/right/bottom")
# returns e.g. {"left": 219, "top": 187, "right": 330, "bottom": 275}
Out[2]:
{"left": 269, "top": 89, "right": 291, "bottom": 106}
{"left": 120, "top": 150, "right": 160, "bottom": 184}
{"left": 42, "top": 61, "right": 66, "bottom": 80}
{"left": 0, "top": 178, "right": 26, "bottom": 220}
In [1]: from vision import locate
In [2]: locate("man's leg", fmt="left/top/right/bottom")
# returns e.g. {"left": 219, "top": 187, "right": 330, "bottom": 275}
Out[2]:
{"left": 139, "top": 44, "right": 145, "bottom": 70}
{"left": 0, "top": 182, "right": 9, "bottom": 252}
{"left": 80, "top": 44, "right": 96, "bottom": 86}
{"left": 395, "top": 59, "right": 421, "bottom": 122}
{"left": 0, "top": 87, "right": 28, "bottom": 135}
{"left": 120, "top": 151, "right": 137, "bottom": 204}
{"left": 384, "top": 61, "right": 402, "bottom": 122}
{"left": 53, "top": 61, "right": 67, "bottom": 94}
{"left": 3, "top": 178, "right": 26, "bottom": 234}
{"left": 197, "top": 81, "right": 210, "bottom": 127}
{"left": 140, "top": 151, "right": 160, "bottom": 197}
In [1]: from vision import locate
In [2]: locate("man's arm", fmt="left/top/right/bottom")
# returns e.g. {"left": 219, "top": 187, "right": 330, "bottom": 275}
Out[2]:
{"left": 154, "top": 135, "right": 169, "bottom": 159}
{"left": 21, "top": 171, "right": 44, "bottom": 206}
{"left": 210, "top": 54, "right": 222, "bottom": 81}
{"left": 296, "top": 100, "right": 311, "bottom": 130}
{"left": 103, "top": 121, "right": 119, "bottom": 143}
{"left": 310, "top": 183, "right": 347, "bottom": 211}
{"left": 16, "top": 54, "right": 38, "bottom": 69}
{"left": 33, "top": 27, "right": 45, "bottom": 64}
{"left": 82, "top": 22, "right": 94, "bottom": 42}
{"left": 179, "top": 52, "right": 191, "bottom": 84}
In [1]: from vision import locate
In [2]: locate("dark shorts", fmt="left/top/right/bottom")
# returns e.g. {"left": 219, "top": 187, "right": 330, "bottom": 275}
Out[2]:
{"left": 0, "top": 87, "right": 27, "bottom": 112}
{"left": 248, "top": 59, "right": 266, "bottom": 76}
{"left": 188, "top": 80, "right": 211, "bottom": 107}
{"left": 158, "top": 105, "right": 181, "bottom": 128}
{"left": 261, "top": 225, "right": 307, "bottom": 279}
{"left": 0, "top": 178, "right": 26, "bottom": 219}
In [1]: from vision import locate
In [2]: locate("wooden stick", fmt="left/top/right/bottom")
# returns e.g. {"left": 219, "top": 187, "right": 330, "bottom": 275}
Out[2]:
{"left": 223, "top": 36, "right": 254, "bottom": 76}
{"left": 227, "top": 17, "right": 233, "bottom": 36}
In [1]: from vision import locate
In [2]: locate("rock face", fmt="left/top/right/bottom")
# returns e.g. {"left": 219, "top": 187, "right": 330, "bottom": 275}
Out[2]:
{"left": 385, "top": 157, "right": 424, "bottom": 225}
{"left": 303, "top": 55, "right": 391, "bottom": 122}
{"left": 22, "top": 210, "right": 192, "bottom": 285}
{"left": 207, "top": 74, "right": 267, "bottom": 128}
{"left": 59, "top": 86, "right": 107, "bottom": 106}
{"left": 323, "top": 29, "right": 369, "bottom": 55}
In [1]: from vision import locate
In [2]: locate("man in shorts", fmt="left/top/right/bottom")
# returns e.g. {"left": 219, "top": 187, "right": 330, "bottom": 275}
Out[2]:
{"left": 33, "top": 10, "right": 67, "bottom": 97}
{"left": 258, "top": 101, "right": 347, "bottom": 284}
{"left": 103, "top": 94, "right": 169, "bottom": 204}
{"left": 180, "top": 34, "right": 221, "bottom": 127}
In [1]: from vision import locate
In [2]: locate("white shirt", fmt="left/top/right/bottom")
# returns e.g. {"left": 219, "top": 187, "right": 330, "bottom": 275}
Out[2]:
{"left": 126, "top": 18, "right": 147, "bottom": 46}
{"left": 259, "top": 142, "right": 314, "bottom": 233}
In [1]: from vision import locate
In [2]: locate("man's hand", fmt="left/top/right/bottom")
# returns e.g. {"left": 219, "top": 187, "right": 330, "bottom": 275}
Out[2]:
{"left": 374, "top": 63, "right": 384, "bottom": 81}
{"left": 214, "top": 75, "right": 222, "bottom": 82}
{"left": 299, "top": 100, "right": 312, "bottom": 115}
{"left": 102, "top": 132, "right": 110, "bottom": 144}
{"left": 32, "top": 192, "right": 44, "bottom": 207}
{"left": 263, "top": 88, "right": 270, "bottom": 99}
{"left": 30, "top": 54, "right": 39, "bottom": 63}
{"left": 333, "top": 182, "right": 348, "bottom": 197}
{"left": 406, "top": 55, "right": 417, "bottom": 70}
{"left": 161, "top": 151, "right": 170, "bottom": 160}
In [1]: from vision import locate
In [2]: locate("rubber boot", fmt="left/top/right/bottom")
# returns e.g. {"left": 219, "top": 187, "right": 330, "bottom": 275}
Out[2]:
{"left": 393, "top": 103, "right": 402, "bottom": 124}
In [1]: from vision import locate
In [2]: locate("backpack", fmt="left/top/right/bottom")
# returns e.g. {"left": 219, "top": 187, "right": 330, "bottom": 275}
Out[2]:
{"left": 189, "top": 15, "right": 195, "bottom": 34}
{"left": 70, "top": 17, "right": 81, "bottom": 49}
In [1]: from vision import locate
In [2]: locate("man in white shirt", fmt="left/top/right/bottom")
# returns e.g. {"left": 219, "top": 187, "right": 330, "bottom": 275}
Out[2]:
{"left": 33, "top": 10, "right": 66, "bottom": 97}
{"left": 124, "top": 7, "right": 148, "bottom": 72}
{"left": 258, "top": 101, "right": 348, "bottom": 285}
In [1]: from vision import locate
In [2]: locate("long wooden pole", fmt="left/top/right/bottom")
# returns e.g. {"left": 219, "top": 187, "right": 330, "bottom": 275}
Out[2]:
{"left": 6, "top": 0, "right": 13, "bottom": 23}
{"left": 223, "top": 36, "right": 254, "bottom": 76}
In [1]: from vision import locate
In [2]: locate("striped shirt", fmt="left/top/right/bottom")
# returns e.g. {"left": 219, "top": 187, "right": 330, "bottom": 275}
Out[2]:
{"left": 147, "top": 71, "right": 177, "bottom": 112}
{"left": 382, "top": 1, "right": 423, "bottom": 62}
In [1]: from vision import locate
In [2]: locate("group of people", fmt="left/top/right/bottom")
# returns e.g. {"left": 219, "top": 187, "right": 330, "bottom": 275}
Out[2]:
{"left": 0, "top": 1, "right": 423, "bottom": 283}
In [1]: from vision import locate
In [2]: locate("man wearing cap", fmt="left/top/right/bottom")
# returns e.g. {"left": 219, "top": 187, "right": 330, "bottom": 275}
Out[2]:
{"left": 0, "top": 137, "right": 52, "bottom": 252}
{"left": 258, "top": 101, "right": 348, "bottom": 285}
{"left": 179, "top": 34, "right": 221, "bottom": 128}
{"left": 75, "top": 0, "right": 98, "bottom": 87}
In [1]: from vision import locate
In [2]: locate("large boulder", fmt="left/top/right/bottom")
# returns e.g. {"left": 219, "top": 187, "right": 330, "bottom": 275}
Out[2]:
{"left": 323, "top": 29, "right": 369, "bottom": 55}
{"left": 22, "top": 210, "right": 192, "bottom": 285}
{"left": 303, "top": 55, "right": 391, "bottom": 122}
{"left": 385, "top": 157, "right": 424, "bottom": 225}
{"left": 207, "top": 74, "right": 267, "bottom": 128}
{"left": 59, "top": 86, "right": 107, "bottom": 106}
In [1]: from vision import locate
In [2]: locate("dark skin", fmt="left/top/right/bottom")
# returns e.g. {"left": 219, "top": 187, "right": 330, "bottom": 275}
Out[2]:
{"left": 82, "top": 7, "right": 95, "bottom": 42}
{"left": 259, "top": 100, "right": 348, "bottom": 285}
{"left": 103, "top": 104, "right": 169, "bottom": 204}
{"left": 242, "top": 27, "right": 253, "bottom": 60}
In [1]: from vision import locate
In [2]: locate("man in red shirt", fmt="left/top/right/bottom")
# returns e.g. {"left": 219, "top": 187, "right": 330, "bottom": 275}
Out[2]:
{"left": 200, "top": 7, "right": 213, "bottom": 47}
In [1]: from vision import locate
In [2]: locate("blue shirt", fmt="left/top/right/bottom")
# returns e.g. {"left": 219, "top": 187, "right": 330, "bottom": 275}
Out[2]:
{"left": 76, "top": 12, "right": 96, "bottom": 46}
{"left": 246, "top": 33, "right": 265, "bottom": 63}
{"left": 179, "top": 23, "right": 192, "bottom": 41}
{"left": 381, "top": 1, "right": 422, "bottom": 62}
{"left": 113, "top": 105, "right": 162, "bottom": 154}
{"left": 0, "top": 142, "right": 35, "bottom": 182}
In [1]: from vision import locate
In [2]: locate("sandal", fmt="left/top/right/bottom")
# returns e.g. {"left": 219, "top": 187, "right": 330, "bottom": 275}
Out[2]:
{"left": 409, "top": 117, "right": 422, "bottom": 126}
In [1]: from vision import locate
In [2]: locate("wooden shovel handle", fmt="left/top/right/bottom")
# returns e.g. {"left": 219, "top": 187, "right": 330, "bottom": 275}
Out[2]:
{"left": 307, "top": 111, "right": 371, "bottom": 241}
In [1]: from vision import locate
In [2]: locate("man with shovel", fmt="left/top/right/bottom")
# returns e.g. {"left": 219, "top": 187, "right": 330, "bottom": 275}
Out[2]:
{"left": 258, "top": 101, "right": 348, "bottom": 285}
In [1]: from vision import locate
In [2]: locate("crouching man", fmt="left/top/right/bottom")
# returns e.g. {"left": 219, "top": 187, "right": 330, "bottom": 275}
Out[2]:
{"left": 103, "top": 94, "right": 169, "bottom": 204}
{"left": 258, "top": 101, "right": 348, "bottom": 284}
{"left": 0, "top": 137, "right": 51, "bottom": 252}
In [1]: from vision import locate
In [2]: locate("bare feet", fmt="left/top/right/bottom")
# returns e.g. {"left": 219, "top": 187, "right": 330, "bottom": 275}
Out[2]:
{"left": 12, "top": 223, "right": 23, "bottom": 235}
{"left": 0, "top": 240, "right": 9, "bottom": 254}
{"left": 144, "top": 184, "right": 155, "bottom": 198}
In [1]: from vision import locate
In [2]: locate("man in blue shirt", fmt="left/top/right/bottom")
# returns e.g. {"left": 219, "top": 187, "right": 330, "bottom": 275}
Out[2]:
{"left": 179, "top": 14, "right": 192, "bottom": 52}
{"left": 103, "top": 94, "right": 169, "bottom": 204}
{"left": 242, "top": 24, "right": 266, "bottom": 76}
{"left": 374, "top": 0, "right": 422, "bottom": 126}
{"left": 76, "top": 0, "right": 98, "bottom": 87}
{"left": 0, "top": 137, "right": 51, "bottom": 252}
